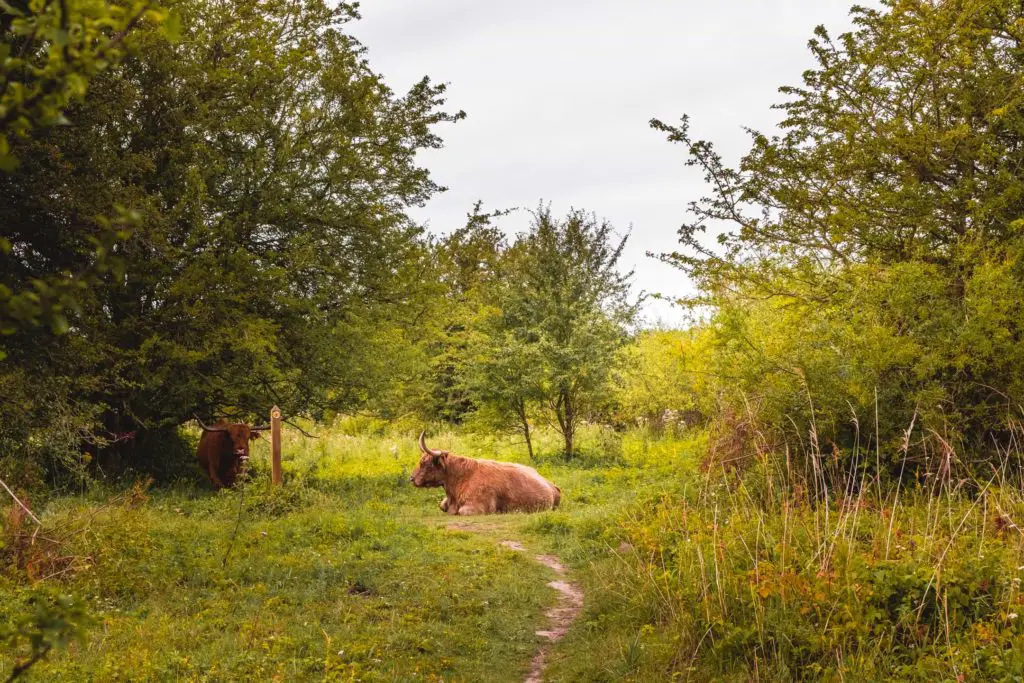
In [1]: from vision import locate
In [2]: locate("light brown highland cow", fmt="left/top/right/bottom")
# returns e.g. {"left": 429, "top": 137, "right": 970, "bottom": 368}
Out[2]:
{"left": 410, "top": 432, "right": 561, "bottom": 515}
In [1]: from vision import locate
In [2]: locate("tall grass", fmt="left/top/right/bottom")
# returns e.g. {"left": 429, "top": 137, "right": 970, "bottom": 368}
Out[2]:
{"left": 542, "top": 418, "right": 1024, "bottom": 681}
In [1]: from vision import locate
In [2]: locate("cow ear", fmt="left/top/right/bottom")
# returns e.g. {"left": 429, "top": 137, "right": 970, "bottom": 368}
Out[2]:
{"left": 432, "top": 453, "right": 447, "bottom": 468}
{"left": 249, "top": 432, "right": 260, "bottom": 441}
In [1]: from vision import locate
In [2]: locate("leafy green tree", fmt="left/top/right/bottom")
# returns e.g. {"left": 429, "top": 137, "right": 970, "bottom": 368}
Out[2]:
{"left": 655, "top": 0, "right": 1024, "bottom": 470}
{"left": 463, "top": 309, "right": 545, "bottom": 459}
{"left": 0, "top": 0, "right": 461, "bottom": 477}
{"left": 0, "top": 0, "right": 166, "bottom": 355}
{"left": 1, "top": 0, "right": 166, "bottom": 171}
{"left": 496, "top": 207, "right": 638, "bottom": 458}
{"left": 614, "top": 328, "right": 711, "bottom": 432}
{"left": 414, "top": 203, "right": 510, "bottom": 423}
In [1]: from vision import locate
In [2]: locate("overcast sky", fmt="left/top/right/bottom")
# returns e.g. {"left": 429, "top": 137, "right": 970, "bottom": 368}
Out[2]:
{"left": 352, "top": 1, "right": 868, "bottom": 325}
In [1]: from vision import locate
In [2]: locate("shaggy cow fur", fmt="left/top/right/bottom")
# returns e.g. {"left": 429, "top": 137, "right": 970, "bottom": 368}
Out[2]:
{"left": 410, "top": 433, "right": 561, "bottom": 515}
{"left": 196, "top": 420, "right": 263, "bottom": 489}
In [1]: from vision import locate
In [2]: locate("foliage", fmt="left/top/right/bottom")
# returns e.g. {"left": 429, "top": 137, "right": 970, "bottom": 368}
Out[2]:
{"left": 0, "top": 587, "right": 92, "bottom": 682}
{"left": 11, "top": 0, "right": 1024, "bottom": 678}
{"left": 654, "top": 0, "right": 1024, "bottom": 475}
{"left": 462, "top": 324, "right": 546, "bottom": 459}
{"left": 613, "top": 327, "right": 712, "bottom": 432}
{"left": 0, "top": 0, "right": 166, "bottom": 170}
{"left": 469, "top": 207, "right": 639, "bottom": 458}
{"left": 539, "top": 436, "right": 1024, "bottom": 682}
{"left": 0, "top": 0, "right": 461, "bottom": 480}
{"left": 413, "top": 203, "right": 510, "bottom": 424}
{"left": 0, "top": 0, "right": 167, "bottom": 355}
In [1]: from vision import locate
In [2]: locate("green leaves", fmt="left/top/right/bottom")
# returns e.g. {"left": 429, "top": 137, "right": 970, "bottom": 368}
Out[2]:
{"left": 1, "top": 0, "right": 461, "bottom": 461}
{"left": 1, "top": 586, "right": 93, "bottom": 681}
{"left": 1, "top": 1, "right": 168, "bottom": 172}
{"left": 466, "top": 207, "right": 638, "bottom": 457}
{"left": 163, "top": 10, "right": 181, "bottom": 43}
{"left": 0, "top": 1, "right": 25, "bottom": 17}
{"left": 0, "top": 0, "right": 168, "bottom": 352}
{"left": 656, "top": 0, "right": 1024, "bottom": 468}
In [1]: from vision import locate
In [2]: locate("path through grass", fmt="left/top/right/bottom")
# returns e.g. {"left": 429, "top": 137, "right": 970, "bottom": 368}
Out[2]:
{"left": 1, "top": 425, "right": 697, "bottom": 682}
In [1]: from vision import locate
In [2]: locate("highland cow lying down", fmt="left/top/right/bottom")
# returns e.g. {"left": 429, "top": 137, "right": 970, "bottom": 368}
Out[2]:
{"left": 410, "top": 432, "right": 561, "bottom": 515}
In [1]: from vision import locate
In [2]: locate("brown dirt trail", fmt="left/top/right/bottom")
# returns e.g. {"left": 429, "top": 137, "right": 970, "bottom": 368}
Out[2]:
{"left": 446, "top": 525, "right": 584, "bottom": 683}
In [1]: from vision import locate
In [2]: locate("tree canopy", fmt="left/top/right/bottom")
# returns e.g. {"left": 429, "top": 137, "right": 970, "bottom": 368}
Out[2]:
{"left": 0, "top": 0, "right": 462, "bottom": 481}
{"left": 654, "top": 0, "right": 1024, "bottom": 473}
{"left": 1, "top": 0, "right": 169, "bottom": 352}
{"left": 473, "top": 207, "right": 639, "bottom": 457}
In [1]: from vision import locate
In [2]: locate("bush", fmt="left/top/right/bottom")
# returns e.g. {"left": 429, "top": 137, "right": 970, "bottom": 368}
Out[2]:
{"left": 653, "top": 0, "right": 1024, "bottom": 482}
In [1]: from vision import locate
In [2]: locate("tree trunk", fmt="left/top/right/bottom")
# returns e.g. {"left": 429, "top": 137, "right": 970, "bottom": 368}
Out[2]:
{"left": 559, "top": 387, "right": 575, "bottom": 459}
{"left": 514, "top": 397, "right": 534, "bottom": 461}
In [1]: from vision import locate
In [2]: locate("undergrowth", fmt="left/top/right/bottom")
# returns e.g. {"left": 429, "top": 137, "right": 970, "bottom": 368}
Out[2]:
{"left": 7, "top": 419, "right": 1022, "bottom": 681}
{"left": 537, "top": 426, "right": 1024, "bottom": 682}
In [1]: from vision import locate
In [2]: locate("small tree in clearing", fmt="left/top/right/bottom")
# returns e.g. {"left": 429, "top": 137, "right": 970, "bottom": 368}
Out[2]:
{"left": 502, "top": 207, "right": 638, "bottom": 458}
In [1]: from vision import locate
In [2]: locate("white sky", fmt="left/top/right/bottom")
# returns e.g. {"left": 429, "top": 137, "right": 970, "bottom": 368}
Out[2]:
{"left": 352, "top": 1, "right": 869, "bottom": 326}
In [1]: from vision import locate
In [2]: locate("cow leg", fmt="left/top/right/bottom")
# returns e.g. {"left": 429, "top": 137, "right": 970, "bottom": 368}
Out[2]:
{"left": 207, "top": 461, "right": 226, "bottom": 489}
{"left": 456, "top": 503, "right": 487, "bottom": 516}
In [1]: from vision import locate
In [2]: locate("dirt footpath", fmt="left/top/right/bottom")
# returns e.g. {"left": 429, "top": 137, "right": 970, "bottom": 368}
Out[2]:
{"left": 444, "top": 520, "right": 584, "bottom": 683}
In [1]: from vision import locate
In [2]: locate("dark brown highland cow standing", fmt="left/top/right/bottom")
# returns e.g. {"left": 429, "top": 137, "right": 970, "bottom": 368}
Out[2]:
{"left": 195, "top": 417, "right": 269, "bottom": 489}
{"left": 411, "top": 432, "right": 561, "bottom": 515}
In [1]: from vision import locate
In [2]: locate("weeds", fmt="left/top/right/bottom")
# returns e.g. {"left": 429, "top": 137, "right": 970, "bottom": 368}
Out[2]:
{"left": 540, "top": 416, "right": 1024, "bottom": 681}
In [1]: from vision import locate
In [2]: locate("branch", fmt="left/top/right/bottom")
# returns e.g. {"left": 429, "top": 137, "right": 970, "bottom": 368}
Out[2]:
{"left": 283, "top": 418, "right": 319, "bottom": 439}
{"left": 6, "top": 643, "right": 52, "bottom": 683}
{"left": 0, "top": 477, "right": 41, "bottom": 526}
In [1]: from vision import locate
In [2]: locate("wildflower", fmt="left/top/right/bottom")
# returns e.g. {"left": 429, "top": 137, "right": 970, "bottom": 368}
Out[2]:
{"left": 1009, "top": 613, "right": 1019, "bottom": 620}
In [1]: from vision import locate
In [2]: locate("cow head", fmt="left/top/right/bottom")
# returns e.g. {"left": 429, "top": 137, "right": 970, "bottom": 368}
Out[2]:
{"left": 410, "top": 431, "right": 447, "bottom": 487}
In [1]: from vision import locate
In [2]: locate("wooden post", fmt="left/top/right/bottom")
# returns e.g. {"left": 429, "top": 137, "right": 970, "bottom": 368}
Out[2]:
{"left": 271, "top": 405, "right": 282, "bottom": 486}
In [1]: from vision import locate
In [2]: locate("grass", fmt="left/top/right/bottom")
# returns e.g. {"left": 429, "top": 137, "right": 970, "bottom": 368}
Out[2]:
{"left": 10, "top": 420, "right": 1022, "bottom": 681}
{"left": 534, "top": 440, "right": 1024, "bottom": 682}
{"left": 0, "top": 423, "right": 698, "bottom": 682}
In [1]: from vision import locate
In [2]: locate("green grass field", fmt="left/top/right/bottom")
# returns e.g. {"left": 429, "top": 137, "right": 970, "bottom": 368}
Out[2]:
{"left": 1, "top": 424, "right": 698, "bottom": 682}
{"left": 7, "top": 424, "right": 1024, "bottom": 681}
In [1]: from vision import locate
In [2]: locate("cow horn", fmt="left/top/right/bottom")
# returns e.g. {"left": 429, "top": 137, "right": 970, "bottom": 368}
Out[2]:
{"left": 250, "top": 425, "right": 271, "bottom": 432}
{"left": 419, "top": 431, "right": 442, "bottom": 456}
{"left": 193, "top": 414, "right": 227, "bottom": 432}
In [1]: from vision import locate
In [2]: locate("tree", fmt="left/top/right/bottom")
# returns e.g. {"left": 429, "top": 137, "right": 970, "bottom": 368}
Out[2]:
{"left": 1, "top": 0, "right": 166, "bottom": 171}
{"left": 414, "top": 203, "right": 510, "bottom": 423}
{"left": 494, "top": 207, "right": 639, "bottom": 458}
{"left": 0, "top": 0, "right": 461, "bottom": 478}
{"left": 614, "top": 328, "right": 710, "bottom": 432}
{"left": 464, "top": 308, "right": 545, "bottom": 460}
{"left": 1, "top": 0, "right": 167, "bottom": 356}
{"left": 654, "top": 0, "right": 1024, "bottom": 469}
